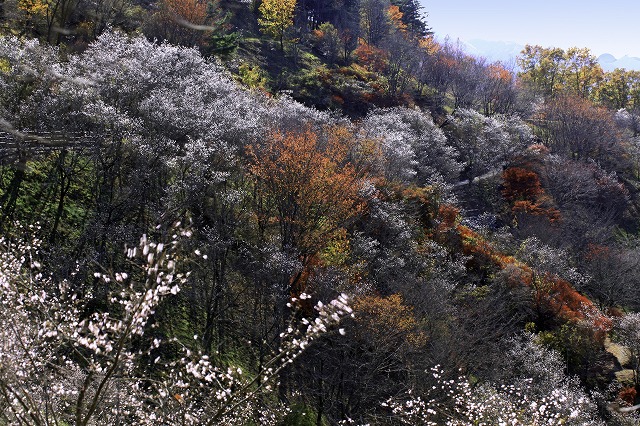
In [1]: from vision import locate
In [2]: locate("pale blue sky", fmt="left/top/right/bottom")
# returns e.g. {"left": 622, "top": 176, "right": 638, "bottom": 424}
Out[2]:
{"left": 420, "top": 1, "right": 640, "bottom": 58}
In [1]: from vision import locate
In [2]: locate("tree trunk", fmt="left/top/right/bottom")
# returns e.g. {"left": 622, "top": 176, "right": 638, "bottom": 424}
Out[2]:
{"left": 50, "top": 150, "right": 70, "bottom": 244}
{"left": 0, "top": 158, "right": 27, "bottom": 228}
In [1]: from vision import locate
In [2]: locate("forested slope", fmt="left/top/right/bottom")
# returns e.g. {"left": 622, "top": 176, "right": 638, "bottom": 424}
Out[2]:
{"left": 3, "top": 1, "right": 640, "bottom": 424}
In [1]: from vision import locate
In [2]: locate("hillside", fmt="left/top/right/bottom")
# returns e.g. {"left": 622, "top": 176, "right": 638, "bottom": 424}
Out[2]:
{"left": 3, "top": 1, "right": 640, "bottom": 425}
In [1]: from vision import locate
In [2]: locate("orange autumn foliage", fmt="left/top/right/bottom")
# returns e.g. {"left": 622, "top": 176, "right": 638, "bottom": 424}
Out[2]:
{"left": 455, "top": 224, "right": 609, "bottom": 332}
{"left": 353, "top": 293, "right": 426, "bottom": 347}
{"left": 418, "top": 36, "right": 440, "bottom": 55}
{"left": 150, "top": 0, "right": 214, "bottom": 46}
{"left": 502, "top": 167, "right": 544, "bottom": 201}
{"left": 512, "top": 200, "right": 561, "bottom": 222}
{"left": 502, "top": 166, "right": 561, "bottom": 223}
{"left": 386, "top": 181, "right": 606, "bottom": 334}
{"left": 397, "top": 185, "right": 441, "bottom": 230}
{"left": 584, "top": 243, "right": 612, "bottom": 261}
{"left": 488, "top": 63, "right": 513, "bottom": 84}
{"left": 536, "top": 275, "right": 592, "bottom": 320}
{"left": 457, "top": 225, "right": 519, "bottom": 270}
{"left": 355, "top": 43, "right": 389, "bottom": 73}
{"left": 248, "top": 125, "right": 368, "bottom": 297}
{"left": 437, "top": 204, "right": 459, "bottom": 231}
{"left": 386, "top": 5, "right": 407, "bottom": 32}
{"left": 619, "top": 387, "right": 637, "bottom": 405}
{"left": 248, "top": 125, "right": 366, "bottom": 263}
{"left": 163, "top": 0, "right": 207, "bottom": 25}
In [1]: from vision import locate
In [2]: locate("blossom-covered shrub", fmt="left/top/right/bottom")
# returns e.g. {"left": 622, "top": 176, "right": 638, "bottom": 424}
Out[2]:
{"left": 445, "top": 109, "right": 533, "bottom": 180}
{"left": 384, "top": 341, "right": 603, "bottom": 426}
{"left": 360, "top": 107, "right": 461, "bottom": 185}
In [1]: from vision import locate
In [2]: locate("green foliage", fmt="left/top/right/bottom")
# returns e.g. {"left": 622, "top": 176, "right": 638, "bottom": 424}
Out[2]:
{"left": 207, "top": 32, "right": 239, "bottom": 57}
{"left": 0, "top": 154, "right": 94, "bottom": 242}
{"left": 287, "top": 66, "right": 334, "bottom": 108}
{"left": 313, "top": 22, "right": 341, "bottom": 65}
{"left": 237, "top": 62, "right": 268, "bottom": 89}
{"left": 537, "top": 324, "right": 605, "bottom": 386}
{"left": 319, "top": 228, "right": 350, "bottom": 267}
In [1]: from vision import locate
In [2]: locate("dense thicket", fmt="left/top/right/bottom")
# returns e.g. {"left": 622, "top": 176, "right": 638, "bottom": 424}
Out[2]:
{"left": 3, "top": 1, "right": 640, "bottom": 424}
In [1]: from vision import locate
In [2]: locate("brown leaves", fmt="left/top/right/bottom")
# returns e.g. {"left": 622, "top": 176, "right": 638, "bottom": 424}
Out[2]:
{"left": 534, "top": 95, "right": 620, "bottom": 162}
{"left": 354, "top": 43, "right": 389, "bottom": 73}
{"left": 164, "top": 0, "right": 208, "bottom": 27}
{"left": 502, "top": 166, "right": 561, "bottom": 223}
{"left": 247, "top": 125, "right": 367, "bottom": 255}
{"left": 353, "top": 293, "right": 426, "bottom": 347}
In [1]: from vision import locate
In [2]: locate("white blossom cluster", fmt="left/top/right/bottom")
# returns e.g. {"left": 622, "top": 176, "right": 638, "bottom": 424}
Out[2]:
{"left": 446, "top": 108, "right": 534, "bottom": 180}
{"left": 360, "top": 107, "right": 461, "bottom": 186}
{"left": 382, "top": 364, "right": 604, "bottom": 426}
{"left": 0, "top": 222, "right": 188, "bottom": 425}
{"left": 0, "top": 226, "right": 353, "bottom": 425}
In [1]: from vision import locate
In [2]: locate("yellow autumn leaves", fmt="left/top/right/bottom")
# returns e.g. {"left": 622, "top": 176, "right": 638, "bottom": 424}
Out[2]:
{"left": 258, "top": 0, "right": 296, "bottom": 50}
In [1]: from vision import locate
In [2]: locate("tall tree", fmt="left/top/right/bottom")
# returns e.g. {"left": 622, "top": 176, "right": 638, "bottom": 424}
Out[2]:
{"left": 247, "top": 125, "right": 367, "bottom": 295}
{"left": 359, "top": 0, "right": 389, "bottom": 46}
{"left": 517, "top": 45, "right": 565, "bottom": 98}
{"left": 258, "top": 0, "right": 296, "bottom": 50}
{"left": 597, "top": 69, "right": 640, "bottom": 110}
{"left": 390, "top": 0, "right": 429, "bottom": 37}
{"left": 534, "top": 95, "right": 620, "bottom": 163}
{"left": 562, "top": 47, "right": 603, "bottom": 99}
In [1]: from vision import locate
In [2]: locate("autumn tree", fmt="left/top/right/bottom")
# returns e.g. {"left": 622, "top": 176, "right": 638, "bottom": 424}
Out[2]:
{"left": 562, "top": 47, "right": 603, "bottom": 99}
{"left": 534, "top": 95, "right": 621, "bottom": 164}
{"left": 247, "top": 125, "right": 367, "bottom": 293}
{"left": 143, "top": 0, "right": 232, "bottom": 49}
{"left": 390, "top": 0, "right": 429, "bottom": 37}
{"left": 502, "top": 166, "right": 560, "bottom": 224}
{"left": 480, "top": 62, "right": 518, "bottom": 115}
{"left": 147, "top": 0, "right": 206, "bottom": 46}
{"left": 517, "top": 45, "right": 565, "bottom": 98}
{"left": 258, "top": 0, "right": 296, "bottom": 51}
{"left": 359, "top": 0, "right": 390, "bottom": 46}
{"left": 597, "top": 69, "right": 640, "bottom": 110}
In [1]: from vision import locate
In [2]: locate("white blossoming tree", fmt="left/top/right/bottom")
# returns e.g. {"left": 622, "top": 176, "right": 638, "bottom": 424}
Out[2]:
{"left": 0, "top": 223, "right": 353, "bottom": 425}
{"left": 360, "top": 107, "right": 462, "bottom": 186}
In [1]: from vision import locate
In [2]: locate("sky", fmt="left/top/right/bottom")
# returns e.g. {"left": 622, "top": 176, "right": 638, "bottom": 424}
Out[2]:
{"left": 420, "top": 0, "right": 640, "bottom": 58}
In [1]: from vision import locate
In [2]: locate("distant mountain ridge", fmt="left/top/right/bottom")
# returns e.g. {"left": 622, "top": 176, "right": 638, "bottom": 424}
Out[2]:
{"left": 461, "top": 39, "right": 524, "bottom": 66}
{"left": 459, "top": 39, "right": 640, "bottom": 71}
{"left": 597, "top": 54, "right": 640, "bottom": 72}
